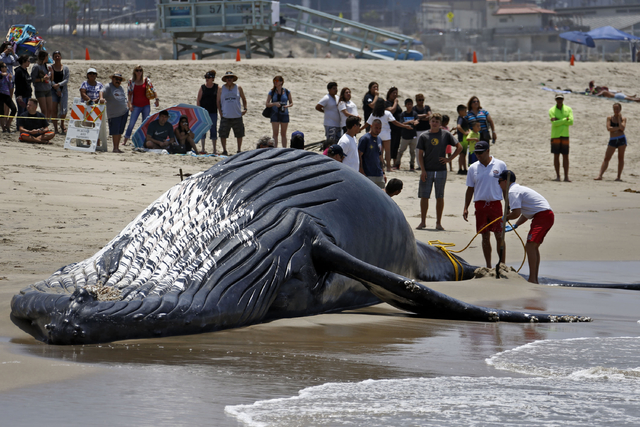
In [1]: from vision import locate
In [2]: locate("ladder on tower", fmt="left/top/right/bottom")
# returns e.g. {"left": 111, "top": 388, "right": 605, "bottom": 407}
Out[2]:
{"left": 279, "top": 4, "right": 417, "bottom": 60}
{"left": 156, "top": 0, "right": 418, "bottom": 60}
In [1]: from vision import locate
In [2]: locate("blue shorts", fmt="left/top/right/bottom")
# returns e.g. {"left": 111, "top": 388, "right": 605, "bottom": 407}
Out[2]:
{"left": 270, "top": 110, "right": 290, "bottom": 123}
{"left": 108, "top": 112, "right": 129, "bottom": 136}
{"left": 608, "top": 135, "right": 627, "bottom": 148}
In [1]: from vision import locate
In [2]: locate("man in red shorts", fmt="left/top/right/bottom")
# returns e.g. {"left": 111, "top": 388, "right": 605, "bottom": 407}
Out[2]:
{"left": 463, "top": 141, "right": 507, "bottom": 267}
{"left": 499, "top": 170, "right": 554, "bottom": 284}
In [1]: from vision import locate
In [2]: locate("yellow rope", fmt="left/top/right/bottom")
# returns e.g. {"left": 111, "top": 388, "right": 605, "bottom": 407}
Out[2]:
{"left": 427, "top": 216, "right": 528, "bottom": 276}
{"left": 0, "top": 114, "right": 71, "bottom": 121}
{"left": 448, "top": 216, "right": 503, "bottom": 253}
{"left": 427, "top": 240, "right": 463, "bottom": 281}
{"left": 510, "top": 222, "right": 527, "bottom": 273}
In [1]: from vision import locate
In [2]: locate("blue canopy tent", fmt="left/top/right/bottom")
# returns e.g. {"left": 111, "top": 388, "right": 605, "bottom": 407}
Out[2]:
{"left": 560, "top": 26, "right": 640, "bottom": 61}
{"left": 588, "top": 26, "right": 640, "bottom": 62}
{"left": 587, "top": 26, "right": 640, "bottom": 42}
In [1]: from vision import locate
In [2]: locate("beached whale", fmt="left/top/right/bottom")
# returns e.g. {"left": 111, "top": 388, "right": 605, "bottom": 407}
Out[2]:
{"left": 10, "top": 149, "right": 591, "bottom": 345}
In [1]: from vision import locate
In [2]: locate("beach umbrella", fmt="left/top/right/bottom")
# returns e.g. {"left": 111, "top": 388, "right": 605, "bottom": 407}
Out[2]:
{"left": 559, "top": 31, "right": 596, "bottom": 48}
{"left": 132, "top": 104, "right": 213, "bottom": 148}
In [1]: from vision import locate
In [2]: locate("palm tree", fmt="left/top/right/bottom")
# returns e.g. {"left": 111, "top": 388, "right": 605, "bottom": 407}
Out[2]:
{"left": 80, "top": 0, "right": 90, "bottom": 36}
{"left": 66, "top": 0, "right": 80, "bottom": 35}
{"left": 16, "top": 3, "right": 37, "bottom": 22}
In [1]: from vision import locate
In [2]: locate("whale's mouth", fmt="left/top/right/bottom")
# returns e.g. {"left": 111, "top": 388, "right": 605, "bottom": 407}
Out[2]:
{"left": 85, "top": 283, "right": 123, "bottom": 301}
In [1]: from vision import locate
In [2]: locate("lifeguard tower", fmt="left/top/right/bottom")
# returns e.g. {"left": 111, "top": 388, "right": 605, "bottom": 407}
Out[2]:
{"left": 156, "top": 1, "right": 418, "bottom": 60}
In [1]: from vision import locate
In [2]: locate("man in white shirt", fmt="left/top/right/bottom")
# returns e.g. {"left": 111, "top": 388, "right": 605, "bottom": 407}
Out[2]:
{"left": 463, "top": 141, "right": 507, "bottom": 267}
{"left": 499, "top": 170, "right": 554, "bottom": 284}
{"left": 315, "top": 81, "right": 341, "bottom": 142}
{"left": 337, "top": 116, "right": 361, "bottom": 171}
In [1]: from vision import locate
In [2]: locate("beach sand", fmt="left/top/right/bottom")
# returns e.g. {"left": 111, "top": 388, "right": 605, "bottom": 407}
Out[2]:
{"left": 1, "top": 59, "right": 639, "bottom": 426}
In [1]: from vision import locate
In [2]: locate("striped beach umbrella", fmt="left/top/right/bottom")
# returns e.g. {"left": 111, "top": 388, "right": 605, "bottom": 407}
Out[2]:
{"left": 132, "top": 104, "right": 214, "bottom": 148}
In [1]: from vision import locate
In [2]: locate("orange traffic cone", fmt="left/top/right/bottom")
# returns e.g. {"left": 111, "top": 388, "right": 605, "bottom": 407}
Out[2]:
{"left": 236, "top": 48, "right": 241, "bottom": 62}
{"left": 570, "top": 54, "right": 575, "bottom": 66}
{"left": 472, "top": 51, "right": 477, "bottom": 64}
{"left": 192, "top": 52, "right": 196, "bottom": 60}
{"left": 85, "top": 48, "right": 90, "bottom": 60}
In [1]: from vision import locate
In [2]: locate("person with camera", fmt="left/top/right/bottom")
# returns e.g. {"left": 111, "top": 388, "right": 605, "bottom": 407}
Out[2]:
{"left": 266, "top": 75, "right": 292, "bottom": 147}
{"left": 171, "top": 115, "right": 198, "bottom": 154}
{"left": 80, "top": 67, "right": 105, "bottom": 104}
{"left": 123, "top": 65, "right": 160, "bottom": 146}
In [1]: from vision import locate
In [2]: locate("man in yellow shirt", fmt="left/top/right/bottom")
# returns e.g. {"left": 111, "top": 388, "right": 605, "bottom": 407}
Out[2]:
{"left": 549, "top": 94, "right": 573, "bottom": 182}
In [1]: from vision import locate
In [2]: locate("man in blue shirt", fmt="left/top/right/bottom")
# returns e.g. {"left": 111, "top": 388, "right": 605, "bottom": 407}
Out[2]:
{"left": 358, "top": 119, "right": 386, "bottom": 189}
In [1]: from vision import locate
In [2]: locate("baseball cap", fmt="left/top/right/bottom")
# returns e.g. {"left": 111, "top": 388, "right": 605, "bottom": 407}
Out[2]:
{"left": 87, "top": 67, "right": 97, "bottom": 75}
{"left": 498, "top": 170, "right": 516, "bottom": 182}
{"left": 291, "top": 130, "right": 304, "bottom": 140}
{"left": 328, "top": 144, "right": 346, "bottom": 157}
{"left": 555, "top": 93, "right": 564, "bottom": 99}
{"left": 474, "top": 141, "right": 490, "bottom": 153}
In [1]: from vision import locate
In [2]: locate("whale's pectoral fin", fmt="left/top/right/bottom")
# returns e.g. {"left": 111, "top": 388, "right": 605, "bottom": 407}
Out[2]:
{"left": 312, "top": 239, "right": 592, "bottom": 323}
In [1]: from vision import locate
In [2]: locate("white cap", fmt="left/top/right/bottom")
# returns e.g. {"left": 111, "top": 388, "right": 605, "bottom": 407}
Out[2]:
{"left": 87, "top": 68, "right": 97, "bottom": 75}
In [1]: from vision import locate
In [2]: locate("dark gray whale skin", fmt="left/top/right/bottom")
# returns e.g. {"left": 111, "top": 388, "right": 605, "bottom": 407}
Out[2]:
{"left": 11, "top": 149, "right": 590, "bottom": 345}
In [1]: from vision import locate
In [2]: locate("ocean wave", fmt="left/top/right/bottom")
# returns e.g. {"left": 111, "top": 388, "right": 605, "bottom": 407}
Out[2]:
{"left": 225, "top": 376, "right": 640, "bottom": 426}
{"left": 486, "top": 336, "right": 640, "bottom": 380}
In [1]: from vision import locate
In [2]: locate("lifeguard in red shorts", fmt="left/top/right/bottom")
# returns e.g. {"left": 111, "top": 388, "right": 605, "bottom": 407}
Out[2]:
{"left": 463, "top": 141, "right": 507, "bottom": 267}
{"left": 499, "top": 169, "right": 554, "bottom": 284}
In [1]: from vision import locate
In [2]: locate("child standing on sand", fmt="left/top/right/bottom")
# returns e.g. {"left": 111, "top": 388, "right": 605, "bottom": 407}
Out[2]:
{"left": 394, "top": 98, "right": 419, "bottom": 170}
{"left": 467, "top": 121, "right": 481, "bottom": 165}
{"left": 456, "top": 104, "right": 469, "bottom": 175}
{"left": 442, "top": 115, "right": 453, "bottom": 171}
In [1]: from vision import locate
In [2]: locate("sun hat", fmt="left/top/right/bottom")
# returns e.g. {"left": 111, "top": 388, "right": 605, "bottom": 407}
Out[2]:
{"left": 222, "top": 71, "right": 238, "bottom": 82}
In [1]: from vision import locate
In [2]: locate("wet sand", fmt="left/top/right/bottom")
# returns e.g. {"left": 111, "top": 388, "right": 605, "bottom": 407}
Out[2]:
{"left": 1, "top": 59, "right": 639, "bottom": 426}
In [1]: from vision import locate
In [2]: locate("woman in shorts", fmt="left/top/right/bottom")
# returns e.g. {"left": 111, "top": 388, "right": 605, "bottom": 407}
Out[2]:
{"left": 50, "top": 51, "right": 70, "bottom": 134}
{"left": 595, "top": 102, "right": 627, "bottom": 181}
{"left": 30, "top": 51, "right": 53, "bottom": 121}
{"left": 196, "top": 69, "right": 218, "bottom": 153}
{"left": 265, "top": 75, "right": 292, "bottom": 147}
